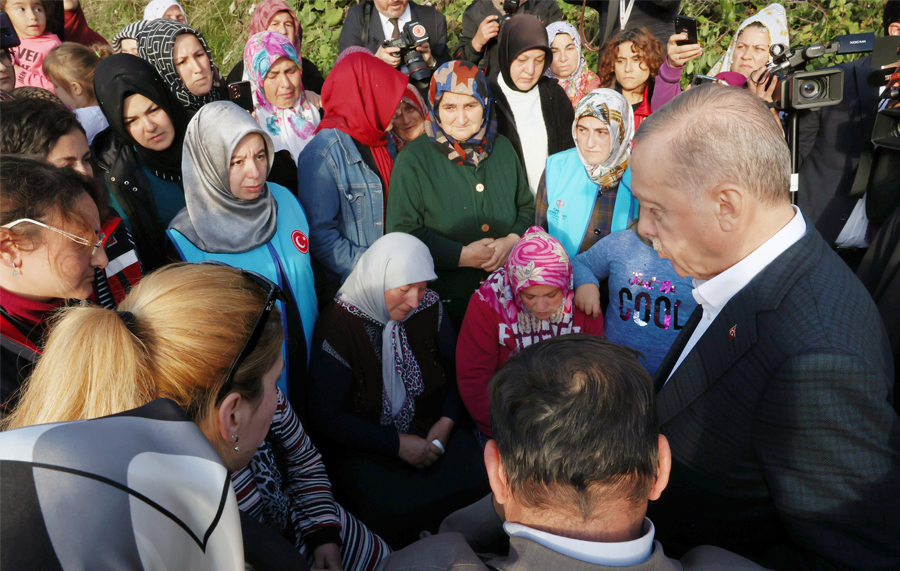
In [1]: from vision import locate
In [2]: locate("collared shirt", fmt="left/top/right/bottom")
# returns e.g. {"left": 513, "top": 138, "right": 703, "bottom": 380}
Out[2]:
{"left": 378, "top": 3, "right": 412, "bottom": 40}
{"left": 503, "top": 518, "right": 655, "bottom": 566}
{"left": 666, "top": 206, "right": 806, "bottom": 383}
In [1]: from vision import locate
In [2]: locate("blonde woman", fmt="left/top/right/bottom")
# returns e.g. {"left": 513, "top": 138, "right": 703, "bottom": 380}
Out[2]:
{"left": 6, "top": 262, "right": 390, "bottom": 571}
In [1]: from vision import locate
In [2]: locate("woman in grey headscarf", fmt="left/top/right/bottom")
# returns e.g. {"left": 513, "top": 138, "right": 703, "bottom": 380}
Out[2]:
{"left": 167, "top": 100, "right": 318, "bottom": 414}
{"left": 308, "top": 232, "right": 490, "bottom": 548}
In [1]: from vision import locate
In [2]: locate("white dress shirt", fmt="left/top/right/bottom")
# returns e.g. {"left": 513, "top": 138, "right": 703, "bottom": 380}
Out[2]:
{"left": 504, "top": 518, "right": 655, "bottom": 566}
{"left": 378, "top": 3, "right": 411, "bottom": 40}
{"left": 666, "top": 206, "right": 807, "bottom": 383}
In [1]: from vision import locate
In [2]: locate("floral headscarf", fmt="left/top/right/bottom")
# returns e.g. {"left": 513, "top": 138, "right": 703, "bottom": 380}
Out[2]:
{"left": 248, "top": 0, "right": 302, "bottom": 53}
{"left": 708, "top": 3, "right": 790, "bottom": 77}
{"left": 573, "top": 88, "right": 634, "bottom": 188}
{"left": 425, "top": 61, "right": 497, "bottom": 168}
{"left": 477, "top": 227, "right": 576, "bottom": 352}
{"left": 137, "top": 19, "right": 223, "bottom": 111}
{"left": 544, "top": 21, "right": 601, "bottom": 105}
{"left": 244, "top": 31, "right": 319, "bottom": 160}
{"left": 390, "top": 84, "right": 428, "bottom": 151}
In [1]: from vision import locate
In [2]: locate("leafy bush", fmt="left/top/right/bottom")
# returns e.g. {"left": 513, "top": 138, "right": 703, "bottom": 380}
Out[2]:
{"left": 83, "top": 0, "right": 885, "bottom": 84}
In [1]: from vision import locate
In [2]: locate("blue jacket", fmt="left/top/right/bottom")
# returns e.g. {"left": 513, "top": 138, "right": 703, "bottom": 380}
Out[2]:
{"left": 297, "top": 128, "right": 386, "bottom": 283}
{"left": 167, "top": 184, "right": 318, "bottom": 402}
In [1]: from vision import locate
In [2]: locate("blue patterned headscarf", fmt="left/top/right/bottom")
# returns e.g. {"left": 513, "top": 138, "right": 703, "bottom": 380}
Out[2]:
{"left": 424, "top": 61, "right": 497, "bottom": 167}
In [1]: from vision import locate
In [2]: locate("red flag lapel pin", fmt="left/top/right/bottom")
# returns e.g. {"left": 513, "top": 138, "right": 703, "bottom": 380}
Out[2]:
{"left": 729, "top": 325, "right": 737, "bottom": 340}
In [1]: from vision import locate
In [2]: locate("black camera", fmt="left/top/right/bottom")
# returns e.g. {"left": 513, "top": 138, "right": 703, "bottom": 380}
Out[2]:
{"left": 498, "top": 0, "right": 520, "bottom": 27}
{"left": 766, "top": 33, "right": 873, "bottom": 111}
{"left": 1, "top": 12, "right": 22, "bottom": 51}
{"left": 383, "top": 20, "right": 431, "bottom": 84}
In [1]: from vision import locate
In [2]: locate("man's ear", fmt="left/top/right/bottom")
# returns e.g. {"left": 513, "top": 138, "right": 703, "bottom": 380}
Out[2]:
{"left": 711, "top": 183, "right": 743, "bottom": 233}
{"left": 484, "top": 439, "right": 511, "bottom": 506}
{"left": 889, "top": 21, "right": 900, "bottom": 37}
{"left": 649, "top": 434, "right": 671, "bottom": 501}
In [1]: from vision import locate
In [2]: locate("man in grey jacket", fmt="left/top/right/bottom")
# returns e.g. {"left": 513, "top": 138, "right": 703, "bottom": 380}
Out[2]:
{"left": 376, "top": 335, "right": 766, "bottom": 571}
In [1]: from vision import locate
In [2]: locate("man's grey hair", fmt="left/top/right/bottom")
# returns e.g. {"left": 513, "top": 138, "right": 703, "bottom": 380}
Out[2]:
{"left": 634, "top": 83, "right": 790, "bottom": 207}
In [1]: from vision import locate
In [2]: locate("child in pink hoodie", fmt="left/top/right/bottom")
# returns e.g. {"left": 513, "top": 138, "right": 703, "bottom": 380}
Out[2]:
{"left": 3, "top": 0, "right": 60, "bottom": 91}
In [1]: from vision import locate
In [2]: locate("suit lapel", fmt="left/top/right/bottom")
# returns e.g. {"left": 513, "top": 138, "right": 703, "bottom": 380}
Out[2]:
{"left": 369, "top": 8, "right": 385, "bottom": 45}
{"left": 653, "top": 305, "right": 702, "bottom": 393}
{"left": 657, "top": 224, "right": 823, "bottom": 425}
{"left": 855, "top": 55, "right": 877, "bottom": 147}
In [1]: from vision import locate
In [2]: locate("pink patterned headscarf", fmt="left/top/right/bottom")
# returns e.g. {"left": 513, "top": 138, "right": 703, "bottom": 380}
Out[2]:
{"left": 477, "top": 227, "right": 576, "bottom": 352}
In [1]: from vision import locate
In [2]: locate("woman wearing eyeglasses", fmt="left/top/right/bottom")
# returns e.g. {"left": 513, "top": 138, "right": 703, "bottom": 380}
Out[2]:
{"left": 4, "top": 262, "right": 390, "bottom": 571}
{"left": 0, "top": 156, "right": 108, "bottom": 413}
{"left": 167, "top": 101, "right": 317, "bottom": 416}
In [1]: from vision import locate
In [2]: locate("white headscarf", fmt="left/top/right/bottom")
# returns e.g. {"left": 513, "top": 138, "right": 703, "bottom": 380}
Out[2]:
{"left": 573, "top": 88, "right": 634, "bottom": 188}
{"left": 337, "top": 234, "right": 438, "bottom": 418}
{"left": 143, "top": 0, "right": 188, "bottom": 24}
{"left": 708, "top": 3, "right": 790, "bottom": 77}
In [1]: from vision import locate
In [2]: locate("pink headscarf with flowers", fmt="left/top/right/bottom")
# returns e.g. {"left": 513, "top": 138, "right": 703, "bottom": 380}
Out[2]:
{"left": 477, "top": 227, "right": 576, "bottom": 352}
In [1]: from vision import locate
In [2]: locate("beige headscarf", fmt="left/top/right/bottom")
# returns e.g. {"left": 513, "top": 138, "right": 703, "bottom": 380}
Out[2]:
{"left": 708, "top": 3, "right": 790, "bottom": 77}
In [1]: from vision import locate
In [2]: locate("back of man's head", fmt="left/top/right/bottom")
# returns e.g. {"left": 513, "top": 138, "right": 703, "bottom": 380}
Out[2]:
{"left": 489, "top": 335, "right": 658, "bottom": 521}
{"left": 634, "top": 83, "right": 791, "bottom": 208}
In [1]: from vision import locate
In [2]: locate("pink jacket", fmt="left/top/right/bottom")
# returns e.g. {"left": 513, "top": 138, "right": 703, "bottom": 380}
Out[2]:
{"left": 13, "top": 32, "right": 61, "bottom": 91}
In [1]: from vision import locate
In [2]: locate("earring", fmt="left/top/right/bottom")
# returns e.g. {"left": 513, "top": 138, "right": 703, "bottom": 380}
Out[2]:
{"left": 231, "top": 433, "right": 240, "bottom": 452}
{"left": 11, "top": 263, "right": 17, "bottom": 277}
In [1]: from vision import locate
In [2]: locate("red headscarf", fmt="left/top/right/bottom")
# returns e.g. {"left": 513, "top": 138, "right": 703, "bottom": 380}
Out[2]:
{"left": 318, "top": 52, "right": 408, "bottom": 194}
{"left": 248, "top": 0, "right": 302, "bottom": 53}
{"left": 64, "top": 4, "right": 110, "bottom": 48}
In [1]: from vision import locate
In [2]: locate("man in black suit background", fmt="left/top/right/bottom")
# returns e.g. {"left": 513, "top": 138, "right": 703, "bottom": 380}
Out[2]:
{"left": 338, "top": 0, "right": 449, "bottom": 72}
{"left": 629, "top": 84, "right": 900, "bottom": 571}
{"left": 796, "top": 1, "right": 900, "bottom": 263}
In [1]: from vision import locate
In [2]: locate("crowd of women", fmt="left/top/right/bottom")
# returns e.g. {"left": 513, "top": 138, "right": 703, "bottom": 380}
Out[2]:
{"left": 0, "top": 0, "right": 803, "bottom": 568}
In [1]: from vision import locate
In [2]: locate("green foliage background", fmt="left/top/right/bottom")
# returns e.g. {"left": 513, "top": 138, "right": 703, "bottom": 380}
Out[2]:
{"left": 83, "top": 0, "right": 886, "bottom": 85}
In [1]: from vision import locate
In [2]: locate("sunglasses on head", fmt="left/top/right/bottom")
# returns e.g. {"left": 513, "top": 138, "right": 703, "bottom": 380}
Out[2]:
{"left": 2, "top": 218, "right": 105, "bottom": 255}
{"left": 197, "top": 261, "right": 286, "bottom": 405}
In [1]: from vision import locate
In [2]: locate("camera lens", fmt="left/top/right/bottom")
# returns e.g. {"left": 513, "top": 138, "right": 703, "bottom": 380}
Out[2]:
{"left": 799, "top": 79, "right": 822, "bottom": 100}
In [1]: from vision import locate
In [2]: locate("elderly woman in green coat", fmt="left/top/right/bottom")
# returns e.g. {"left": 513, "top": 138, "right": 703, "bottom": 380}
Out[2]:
{"left": 386, "top": 61, "right": 535, "bottom": 330}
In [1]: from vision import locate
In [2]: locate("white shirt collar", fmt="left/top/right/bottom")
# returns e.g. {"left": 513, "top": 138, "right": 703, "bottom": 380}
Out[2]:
{"left": 692, "top": 206, "right": 806, "bottom": 314}
{"left": 503, "top": 518, "right": 655, "bottom": 567}
{"left": 378, "top": 4, "right": 412, "bottom": 31}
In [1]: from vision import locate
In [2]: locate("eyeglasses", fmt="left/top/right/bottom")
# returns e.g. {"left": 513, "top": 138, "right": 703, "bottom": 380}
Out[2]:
{"left": 2, "top": 218, "right": 106, "bottom": 255}
{"left": 0, "top": 50, "right": 13, "bottom": 66}
{"left": 199, "top": 261, "right": 286, "bottom": 405}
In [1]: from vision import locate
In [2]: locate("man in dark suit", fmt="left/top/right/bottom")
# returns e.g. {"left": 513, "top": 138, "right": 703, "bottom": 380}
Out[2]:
{"left": 338, "top": 0, "right": 448, "bottom": 72}
{"left": 629, "top": 83, "right": 900, "bottom": 571}
{"left": 377, "top": 336, "right": 766, "bottom": 571}
{"left": 796, "top": 2, "right": 900, "bottom": 260}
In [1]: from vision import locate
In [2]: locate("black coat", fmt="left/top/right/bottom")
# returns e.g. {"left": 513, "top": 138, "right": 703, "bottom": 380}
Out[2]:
{"left": 562, "top": 0, "right": 681, "bottom": 48}
{"left": 92, "top": 127, "right": 172, "bottom": 273}
{"left": 489, "top": 75, "right": 575, "bottom": 180}
{"left": 337, "top": 0, "right": 449, "bottom": 68}
{"left": 648, "top": 223, "right": 900, "bottom": 570}
{"left": 796, "top": 55, "right": 878, "bottom": 245}
{"left": 454, "top": 0, "right": 561, "bottom": 77}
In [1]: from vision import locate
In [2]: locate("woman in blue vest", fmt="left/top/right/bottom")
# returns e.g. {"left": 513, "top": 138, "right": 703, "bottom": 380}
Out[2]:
{"left": 168, "top": 101, "right": 317, "bottom": 414}
{"left": 535, "top": 88, "right": 636, "bottom": 258}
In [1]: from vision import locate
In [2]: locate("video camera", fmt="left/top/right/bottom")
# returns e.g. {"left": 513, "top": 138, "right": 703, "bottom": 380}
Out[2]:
{"left": 383, "top": 20, "right": 431, "bottom": 85}
{"left": 766, "top": 33, "right": 873, "bottom": 111}
{"left": 498, "top": 0, "right": 520, "bottom": 27}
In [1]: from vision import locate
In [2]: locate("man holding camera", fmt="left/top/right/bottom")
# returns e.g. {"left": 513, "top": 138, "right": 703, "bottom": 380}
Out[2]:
{"left": 376, "top": 335, "right": 765, "bottom": 571}
{"left": 338, "top": 0, "right": 448, "bottom": 72}
{"left": 453, "top": 0, "right": 562, "bottom": 77}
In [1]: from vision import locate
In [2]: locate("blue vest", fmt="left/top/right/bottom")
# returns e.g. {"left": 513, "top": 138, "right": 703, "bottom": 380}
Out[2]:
{"left": 545, "top": 150, "right": 639, "bottom": 257}
{"left": 167, "top": 184, "right": 318, "bottom": 397}
{"left": 544, "top": 148, "right": 601, "bottom": 258}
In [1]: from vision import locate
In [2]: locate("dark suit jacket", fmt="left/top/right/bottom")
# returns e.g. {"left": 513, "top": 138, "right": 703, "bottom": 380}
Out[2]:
{"left": 797, "top": 55, "right": 877, "bottom": 245}
{"left": 377, "top": 495, "right": 767, "bottom": 571}
{"left": 648, "top": 223, "right": 900, "bottom": 571}
{"left": 338, "top": 0, "right": 449, "bottom": 67}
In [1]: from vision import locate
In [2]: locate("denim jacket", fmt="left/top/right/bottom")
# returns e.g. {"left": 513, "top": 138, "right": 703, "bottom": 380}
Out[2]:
{"left": 297, "top": 129, "right": 386, "bottom": 283}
